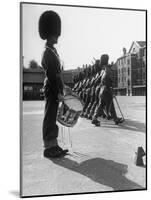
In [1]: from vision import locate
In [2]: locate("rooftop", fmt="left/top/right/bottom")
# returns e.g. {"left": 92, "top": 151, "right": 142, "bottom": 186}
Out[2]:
{"left": 136, "top": 41, "right": 146, "bottom": 48}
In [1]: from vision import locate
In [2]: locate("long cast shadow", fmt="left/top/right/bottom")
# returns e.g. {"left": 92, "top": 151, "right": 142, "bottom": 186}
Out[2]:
{"left": 50, "top": 157, "right": 144, "bottom": 191}
{"left": 101, "top": 118, "right": 146, "bottom": 133}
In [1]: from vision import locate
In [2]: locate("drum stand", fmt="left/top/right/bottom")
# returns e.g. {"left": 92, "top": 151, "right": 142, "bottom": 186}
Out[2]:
{"left": 60, "top": 126, "right": 73, "bottom": 152}
{"left": 60, "top": 125, "right": 90, "bottom": 158}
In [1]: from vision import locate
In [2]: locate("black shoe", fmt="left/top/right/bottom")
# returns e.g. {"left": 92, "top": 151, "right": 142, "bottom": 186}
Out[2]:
{"left": 114, "top": 117, "right": 124, "bottom": 125}
{"left": 44, "top": 147, "right": 62, "bottom": 158}
{"left": 92, "top": 119, "right": 100, "bottom": 126}
{"left": 88, "top": 115, "right": 92, "bottom": 120}
{"left": 102, "top": 114, "right": 106, "bottom": 118}
{"left": 80, "top": 113, "right": 85, "bottom": 118}
{"left": 107, "top": 115, "right": 112, "bottom": 120}
{"left": 85, "top": 114, "right": 89, "bottom": 118}
{"left": 44, "top": 146, "right": 68, "bottom": 158}
{"left": 55, "top": 145, "right": 69, "bottom": 155}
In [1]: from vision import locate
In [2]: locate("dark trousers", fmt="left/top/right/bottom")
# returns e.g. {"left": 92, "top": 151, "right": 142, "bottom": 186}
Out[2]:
{"left": 94, "top": 89, "right": 117, "bottom": 120}
{"left": 85, "top": 91, "right": 95, "bottom": 115}
{"left": 42, "top": 92, "right": 59, "bottom": 147}
{"left": 83, "top": 94, "right": 91, "bottom": 113}
{"left": 83, "top": 92, "right": 87, "bottom": 103}
{"left": 89, "top": 86, "right": 100, "bottom": 117}
{"left": 89, "top": 98, "right": 99, "bottom": 117}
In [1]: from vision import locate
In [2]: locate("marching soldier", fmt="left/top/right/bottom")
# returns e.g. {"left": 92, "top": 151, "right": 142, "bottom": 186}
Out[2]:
{"left": 88, "top": 70, "right": 103, "bottom": 119}
{"left": 85, "top": 61, "right": 104, "bottom": 119}
{"left": 82, "top": 87, "right": 91, "bottom": 116}
{"left": 83, "top": 77, "right": 96, "bottom": 118}
{"left": 91, "top": 54, "right": 124, "bottom": 126}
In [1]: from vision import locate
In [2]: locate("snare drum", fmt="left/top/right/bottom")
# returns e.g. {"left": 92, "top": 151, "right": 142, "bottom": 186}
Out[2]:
{"left": 57, "top": 91, "right": 83, "bottom": 127}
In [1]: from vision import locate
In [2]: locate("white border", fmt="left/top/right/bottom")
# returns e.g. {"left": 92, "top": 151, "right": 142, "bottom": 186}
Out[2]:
{"left": 0, "top": 0, "right": 150, "bottom": 199}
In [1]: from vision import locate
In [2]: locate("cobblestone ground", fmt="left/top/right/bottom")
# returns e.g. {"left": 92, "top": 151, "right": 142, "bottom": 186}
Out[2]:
{"left": 21, "top": 96, "right": 146, "bottom": 197}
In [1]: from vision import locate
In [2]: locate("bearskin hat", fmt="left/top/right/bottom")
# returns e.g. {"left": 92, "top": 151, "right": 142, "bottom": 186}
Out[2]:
{"left": 100, "top": 54, "right": 109, "bottom": 66}
{"left": 39, "top": 10, "right": 61, "bottom": 40}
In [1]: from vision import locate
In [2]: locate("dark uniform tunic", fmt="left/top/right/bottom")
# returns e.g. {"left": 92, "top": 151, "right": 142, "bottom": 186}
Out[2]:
{"left": 41, "top": 45, "right": 64, "bottom": 148}
{"left": 82, "top": 88, "right": 91, "bottom": 113}
{"left": 93, "top": 67, "right": 117, "bottom": 120}
{"left": 88, "top": 72, "right": 102, "bottom": 117}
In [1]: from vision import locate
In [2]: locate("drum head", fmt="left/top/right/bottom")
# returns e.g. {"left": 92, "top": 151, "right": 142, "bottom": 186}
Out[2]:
{"left": 64, "top": 94, "right": 83, "bottom": 111}
{"left": 57, "top": 92, "right": 83, "bottom": 127}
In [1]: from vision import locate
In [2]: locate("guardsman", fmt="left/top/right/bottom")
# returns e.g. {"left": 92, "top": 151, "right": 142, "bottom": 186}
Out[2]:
{"left": 92, "top": 54, "right": 124, "bottom": 126}
{"left": 87, "top": 70, "right": 103, "bottom": 119}
{"left": 84, "top": 74, "right": 96, "bottom": 118}
{"left": 85, "top": 58, "right": 105, "bottom": 119}
{"left": 39, "top": 10, "right": 68, "bottom": 158}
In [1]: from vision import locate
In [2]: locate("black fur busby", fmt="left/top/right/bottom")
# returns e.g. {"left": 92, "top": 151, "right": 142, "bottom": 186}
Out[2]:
{"left": 39, "top": 10, "right": 61, "bottom": 40}
{"left": 100, "top": 54, "right": 109, "bottom": 66}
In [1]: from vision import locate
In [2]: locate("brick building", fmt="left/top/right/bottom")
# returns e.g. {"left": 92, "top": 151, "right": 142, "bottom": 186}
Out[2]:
{"left": 23, "top": 67, "right": 77, "bottom": 100}
{"left": 23, "top": 67, "right": 45, "bottom": 100}
{"left": 116, "top": 41, "right": 146, "bottom": 96}
{"left": 110, "top": 63, "right": 118, "bottom": 91}
{"left": 62, "top": 69, "right": 79, "bottom": 88}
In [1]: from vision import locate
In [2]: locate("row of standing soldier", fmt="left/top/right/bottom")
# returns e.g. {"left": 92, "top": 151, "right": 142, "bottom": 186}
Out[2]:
{"left": 72, "top": 54, "right": 124, "bottom": 126}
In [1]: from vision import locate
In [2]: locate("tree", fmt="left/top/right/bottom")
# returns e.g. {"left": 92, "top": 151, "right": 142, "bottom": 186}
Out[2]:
{"left": 29, "top": 60, "right": 39, "bottom": 69}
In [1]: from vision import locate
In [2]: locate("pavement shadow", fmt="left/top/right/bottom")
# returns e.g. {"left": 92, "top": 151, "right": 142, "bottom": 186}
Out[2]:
{"left": 102, "top": 118, "right": 146, "bottom": 133}
{"left": 51, "top": 157, "right": 144, "bottom": 191}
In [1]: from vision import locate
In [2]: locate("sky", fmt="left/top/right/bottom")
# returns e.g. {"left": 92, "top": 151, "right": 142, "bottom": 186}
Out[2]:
{"left": 22, "top": 3, "right": 146, "bottom": 70}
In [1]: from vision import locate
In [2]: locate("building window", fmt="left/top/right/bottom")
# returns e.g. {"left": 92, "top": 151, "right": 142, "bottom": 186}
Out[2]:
{"left": 119, "top": 69, "right": 120, "bottom": 74}
{"left": 24, "top": 86, "right": 33, "bottom": 91}
{"left": 128, "top": 67, "right": 130, "bottom": 76}
{"left": 127, "top": 79, "right": 130, "bottom": 86}
{"left": 127, "top": 59, "right": 130, "bottom": 65}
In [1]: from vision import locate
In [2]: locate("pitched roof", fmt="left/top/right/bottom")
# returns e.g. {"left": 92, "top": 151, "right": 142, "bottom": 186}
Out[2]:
{"left": 128, "top": 41, "right": 146, "bottom": 53}
{"left": 136, "top": 41, "right": 146, "bottom": 48}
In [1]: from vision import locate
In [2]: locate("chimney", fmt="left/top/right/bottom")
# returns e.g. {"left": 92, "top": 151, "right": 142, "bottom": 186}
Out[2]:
{"left": 123, "top": 47, "right": 127, "bottom": 55}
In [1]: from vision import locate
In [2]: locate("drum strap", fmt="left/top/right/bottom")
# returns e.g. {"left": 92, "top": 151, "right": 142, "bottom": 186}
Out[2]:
{"left": 45, "top": 46, "right": 63, "bottom": 66}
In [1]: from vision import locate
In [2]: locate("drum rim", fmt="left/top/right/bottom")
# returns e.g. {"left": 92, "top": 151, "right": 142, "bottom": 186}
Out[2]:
{"left": 63, "top": 92, "right": 84, "bottom": 108}
{"left": 57, "top": 92, "right": 83, "bottom": 127}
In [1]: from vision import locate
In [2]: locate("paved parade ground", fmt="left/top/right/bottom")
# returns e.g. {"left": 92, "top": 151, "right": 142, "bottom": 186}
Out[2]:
{"left": 21, "top": 96, "right": 146, "bottom": 197}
